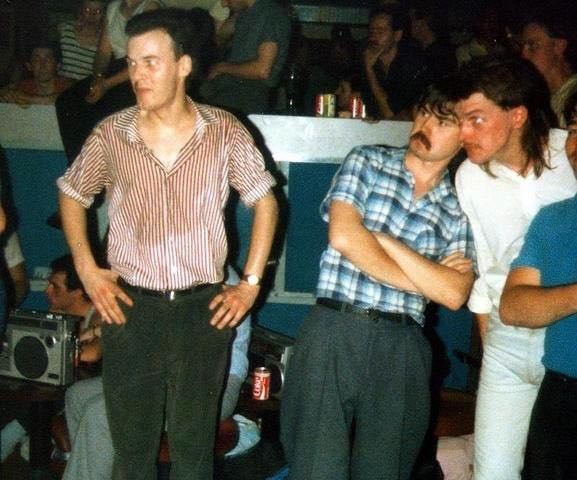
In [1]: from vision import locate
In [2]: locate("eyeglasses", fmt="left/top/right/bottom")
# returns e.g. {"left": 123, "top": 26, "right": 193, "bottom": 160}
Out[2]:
{"left": 83, "top": 7, "right": 103, "bottom": 14}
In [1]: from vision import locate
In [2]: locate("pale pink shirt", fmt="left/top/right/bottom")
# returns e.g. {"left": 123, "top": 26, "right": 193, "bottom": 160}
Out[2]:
{"left": 58, "top": 99, "right": 275, "bottom": 290}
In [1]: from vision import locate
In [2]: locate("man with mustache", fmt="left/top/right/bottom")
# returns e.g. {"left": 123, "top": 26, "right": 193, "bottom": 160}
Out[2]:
{"left": 499, "top": 90, "right": 577, "bottom": 480}
{"left": 281, "top": 78, "right": 475, "bottom": 480}
{"left": 452, "top": 55, "right": 577, "bottom": 479}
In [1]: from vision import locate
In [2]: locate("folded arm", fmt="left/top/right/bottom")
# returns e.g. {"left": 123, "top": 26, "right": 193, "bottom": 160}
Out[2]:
{"left": 374, "top": 233, "right": 474, "bottom": 310}
{"left": 500, "top": 267, "right": 577, "bottom": 328}
{"left": 328, "top": 201, "right": 418, "bottom": 291}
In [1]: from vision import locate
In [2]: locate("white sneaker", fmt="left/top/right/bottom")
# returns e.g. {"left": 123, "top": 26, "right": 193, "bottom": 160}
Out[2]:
{"left": 19, "top": 435, "right": 29, "bottom": 462}
{"left": 1, "top": 420, "right": 27, "bottom": 462}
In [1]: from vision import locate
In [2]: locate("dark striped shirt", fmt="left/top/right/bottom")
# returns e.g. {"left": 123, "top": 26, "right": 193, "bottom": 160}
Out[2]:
{"left": 58, "top": 99, "right": 276, "bottom": 289}
{"left": 58, "top": 22, "right": 98, "bottom": 81}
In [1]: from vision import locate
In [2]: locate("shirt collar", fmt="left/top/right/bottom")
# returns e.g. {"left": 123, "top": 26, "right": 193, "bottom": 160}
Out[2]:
{"left": 112, "top": 97, "right": 219, "bottom": 144}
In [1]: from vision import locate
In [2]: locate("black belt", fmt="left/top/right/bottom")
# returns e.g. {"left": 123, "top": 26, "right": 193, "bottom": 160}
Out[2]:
{"left": 118, "top": 277, "right": 213, "bottom": 301}
{"left": 316, "top": 298, "right": 417, "bottom": 326}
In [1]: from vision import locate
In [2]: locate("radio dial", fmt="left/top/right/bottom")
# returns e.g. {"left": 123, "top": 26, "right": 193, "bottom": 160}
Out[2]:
{"left": 44, "top": 336, "right": 58, "bottom": 348}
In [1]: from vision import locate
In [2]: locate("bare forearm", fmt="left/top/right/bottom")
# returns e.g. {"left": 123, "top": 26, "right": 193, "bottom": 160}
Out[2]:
{"left": 59, "top": 193, "right": 98, "bottom": 275}
{"left": 243, "top": 192, "right": 278, "bottom": 277}
{"left": 103, "top": 69, "right": 128, "bottom": 90}
{"left": 329, "top": 201, "right": 416, "bottom": 290}
{"left": 376, "top": 233, "right": 474, "bottom": 310}
{"left": 215, "top": 60, "right": 271, "bottom": 81}
{"left": 500, "top": 284, "right": 577, "bottom": 328}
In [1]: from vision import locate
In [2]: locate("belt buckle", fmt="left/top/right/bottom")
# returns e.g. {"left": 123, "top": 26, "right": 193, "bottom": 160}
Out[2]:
{"left": 365, "top": 308, "right": 380, "bottom": 321}
{"left": 168, "top": 290, "right": 176, "bottom": 301}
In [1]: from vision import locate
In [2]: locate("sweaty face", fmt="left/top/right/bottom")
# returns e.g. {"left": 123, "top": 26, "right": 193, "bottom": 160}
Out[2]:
{"left": 45, "top": 272, "right": 76, "bottom": 313}
{"left": 455, "top": 93, "right": 520, "bottom": 164}
{"left": 408, "top": 108, "right": 461, "bottom": 164}
{"left": 126, "top": 29, "right": 190, "bottom": 112}
{"left": 368, "top": 14, "right": 399, "bottom": 55}
{"left": 566, "top": 118, "right": 577, "bottom": 176}
{"left": 521, "top": 23, "right": 560, "bottom": 81}
{"left": 28, "top": 48, "right": 58, "bottom": 83}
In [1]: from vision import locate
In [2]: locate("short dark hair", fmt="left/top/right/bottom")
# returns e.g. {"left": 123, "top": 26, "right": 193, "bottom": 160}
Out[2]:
{"left": 416, "top": 76, "right": 458, "bottom": 122}
{"left": 369, "top": 4, "right": 408, "bottom": 33}
{"left": 563, "top": 89, "right": 577, "bottom": 127}
{"left": 125, "top": 8, "right": 207, "bottom": 65}
{"left": 451, "top": 54, "right": 556, "bottom": 177}
{"left": 523, "top": 2, "right": 575, "bottom": 41}
{"left": 27, "top": 40, "right": 60, "bottom": 63}
{"left": 50, "top": 255, "right": 86, "bottom": 294}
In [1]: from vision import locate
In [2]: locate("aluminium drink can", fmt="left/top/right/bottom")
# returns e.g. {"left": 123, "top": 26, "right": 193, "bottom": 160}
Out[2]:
{"left": 252, "top": 367, "right": 271, "bottom": 400}
{"left": 315, "top": 93, "right": 336, "bottom": 117}
{"left": 349, "top": 94, "right": 366, "bottom": 119}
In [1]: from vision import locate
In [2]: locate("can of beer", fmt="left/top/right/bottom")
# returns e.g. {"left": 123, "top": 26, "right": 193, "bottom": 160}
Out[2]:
{"left": 252, "top": 367, "right": 271, "bottom": 400}
{"left": 349, "top": 94, "right": 366, "bottom": 119}
{"left": 315, "top": 93, "right": 336, "bottom": 117}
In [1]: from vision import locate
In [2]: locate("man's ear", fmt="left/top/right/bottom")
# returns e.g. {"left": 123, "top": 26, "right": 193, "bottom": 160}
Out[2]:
{"left": 394, "top": 29, "right": 403, "bottom": 43}
{"left": 179, "top": 54, "right": 194, "bottom": 79}
{"left": 553, "top": 38, "right": 568, "bottom": 59}
{"left": 511, "top": 105, "right": 529, "bottom": 129}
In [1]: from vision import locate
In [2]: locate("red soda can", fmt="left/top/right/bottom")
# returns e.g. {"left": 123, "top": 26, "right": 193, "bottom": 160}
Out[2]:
{"left": 315, "top": 93, "right": 336, "bottom": 117}
{"left": 349, "top": 94, "right": 366, "bottom": 119}
{"left": 252, "top": 367, "right": 271, "bottom": 400}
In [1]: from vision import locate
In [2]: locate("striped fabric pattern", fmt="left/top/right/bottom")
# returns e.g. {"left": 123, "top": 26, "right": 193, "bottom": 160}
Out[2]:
{"left": 58, "top": 22, "right": 98, "bottom": 80}
{"left": 58, "top": 99, "right": 276, "bottom": 290}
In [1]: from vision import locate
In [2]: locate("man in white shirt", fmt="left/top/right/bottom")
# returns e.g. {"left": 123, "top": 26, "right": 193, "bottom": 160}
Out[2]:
{"left": 452, "top": 55, "right": 577, "bottom": 479}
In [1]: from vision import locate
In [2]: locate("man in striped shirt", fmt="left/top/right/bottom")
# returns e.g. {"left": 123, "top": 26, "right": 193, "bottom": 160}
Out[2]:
{"left": 58, "top": 9, "right": 278, "bottom": 479}
{"left": 281, "top": 78, "right": 476, "bottom": 480}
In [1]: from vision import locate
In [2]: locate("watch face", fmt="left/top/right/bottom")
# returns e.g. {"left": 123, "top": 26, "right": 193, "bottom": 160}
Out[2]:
{"left": 245, "top": 274, "right": 260, "bottom": 286}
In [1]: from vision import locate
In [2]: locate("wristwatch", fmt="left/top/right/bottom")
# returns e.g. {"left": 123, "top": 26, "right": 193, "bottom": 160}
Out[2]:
{"left": 241, "top": 273, "right": 261, "bottom": 286}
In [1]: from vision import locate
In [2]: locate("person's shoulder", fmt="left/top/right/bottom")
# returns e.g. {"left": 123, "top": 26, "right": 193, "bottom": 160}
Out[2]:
{"left": 539, "top": 194, "right": 577, "bottom": 220}
{"left": 548, "top": 128, "right": 568, "bottom": 151}
{"left": 97, "top": 105, "right": 139, "bottom": 132}
{"left": 195, "top": 101, "right": 240, "bottom": 125}
{"left": 346, "top": 144, "right": 405, "bottom": 169}
{"left": 455, "top": 158, "right": 482, "bottom": 180}
{"left": 58, "top": 20, "right": 75, "bottom": 34}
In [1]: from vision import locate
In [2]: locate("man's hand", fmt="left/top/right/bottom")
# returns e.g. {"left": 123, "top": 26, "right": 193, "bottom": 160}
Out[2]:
{"left": 85, "top": 77, "right": 107, "bottom": 104}
{"left": 207, "top": 62, "right": 228, "bottom": 80}
{"left": 209, "top": 282, "right": 259, "bottom": 330}
{"left": 0, "top": 89, "right": 31, "bottom": 108}
{"left": 439, "top": 252, "right": 473, "bottom": 274}
{"left": 80, "top": 268, "right": 133, "bottom": 325}
{"left": 363, "top": 44, "right": 384, "bottom": 70}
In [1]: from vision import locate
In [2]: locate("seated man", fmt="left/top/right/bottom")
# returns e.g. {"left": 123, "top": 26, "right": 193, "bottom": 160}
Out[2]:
{"left": 199, "top": 0, "right": 291, "bottom": 115}
{"left": 1, "top": 254, "right": 96, "bottom": 462}
{"left": 0, "top": 42, "right": 72, "bottom": 107}
{"left": 62, "top": 266, "right": 251, "bottom": 480}
{"left": 358, "top": 4, "right": 432, "bottom": 120}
